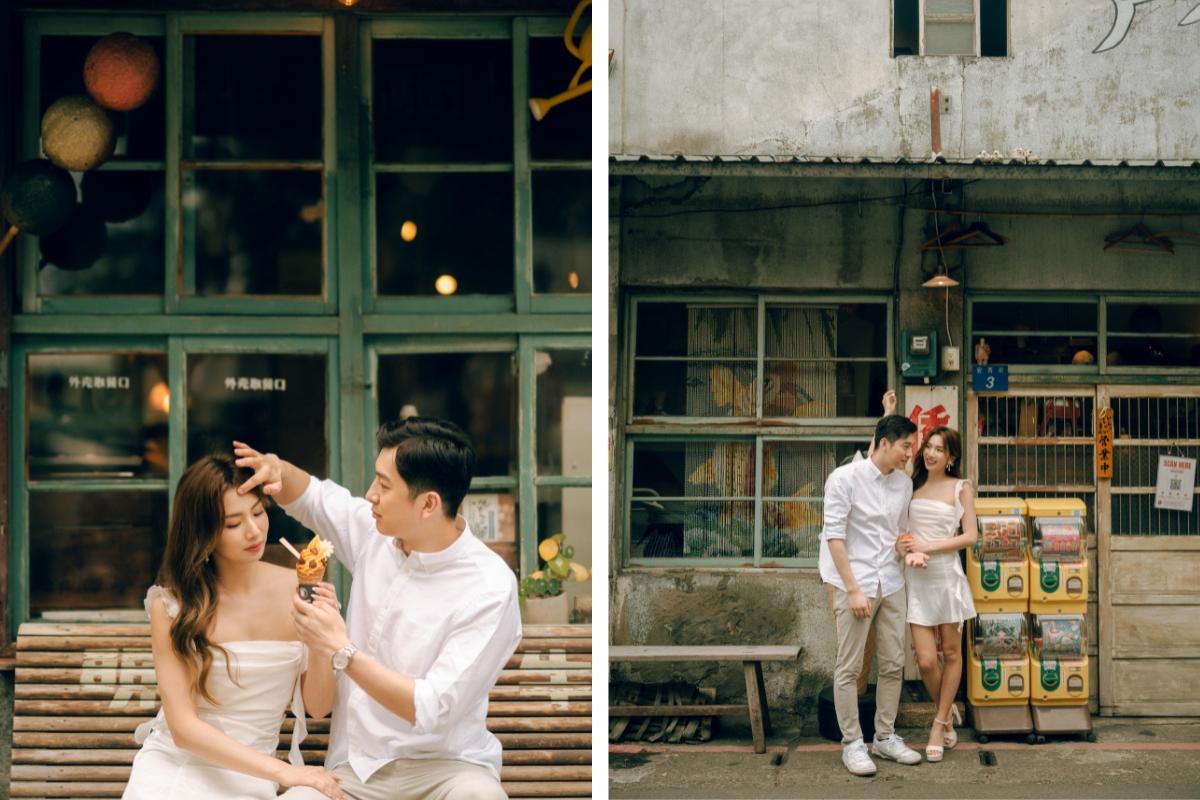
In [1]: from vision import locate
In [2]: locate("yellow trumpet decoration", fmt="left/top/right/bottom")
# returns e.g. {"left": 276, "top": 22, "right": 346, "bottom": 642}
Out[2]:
{"left": 529, "top": 0, "right": 591, "bottom": 120}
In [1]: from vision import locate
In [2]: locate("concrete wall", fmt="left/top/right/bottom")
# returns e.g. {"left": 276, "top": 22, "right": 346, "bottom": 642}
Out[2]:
{"left": 610, "top": 0, "right": 1200, "bottom": 161}
{"left": 609, "top": 173, "right": 1200, "bottom": 709}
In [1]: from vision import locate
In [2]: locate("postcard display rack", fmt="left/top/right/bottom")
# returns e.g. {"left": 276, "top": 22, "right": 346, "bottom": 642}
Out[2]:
{"left": 1026, "top": 497, "right": 1093, "bottom": 740}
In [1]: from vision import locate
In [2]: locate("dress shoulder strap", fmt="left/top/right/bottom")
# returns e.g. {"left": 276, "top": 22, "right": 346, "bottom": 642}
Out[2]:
{"left": 144, "top": 585, "right": 180, "bottom": 620}
{"left": 954, "top": 479, "right": 971, "bottom": 522}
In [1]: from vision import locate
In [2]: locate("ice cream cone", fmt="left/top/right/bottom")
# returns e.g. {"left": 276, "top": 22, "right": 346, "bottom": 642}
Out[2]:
{"left": 297, "top": 564, "right": 326, "bottom": 603}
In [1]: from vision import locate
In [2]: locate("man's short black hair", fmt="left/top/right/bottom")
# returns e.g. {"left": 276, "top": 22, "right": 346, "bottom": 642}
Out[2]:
{"left": 874, "top": 414, "right": 917, "bottom": 448}
{"left": 376, "top": 417, "right": 477, "bottom": 520}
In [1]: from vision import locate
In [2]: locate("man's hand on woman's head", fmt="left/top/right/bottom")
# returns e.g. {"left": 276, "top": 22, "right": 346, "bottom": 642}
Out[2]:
{"left": 232, "top": 441, "right": 284, "bottom": 496}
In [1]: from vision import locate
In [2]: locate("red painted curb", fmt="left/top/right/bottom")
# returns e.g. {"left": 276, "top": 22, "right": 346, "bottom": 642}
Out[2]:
{"left": 612, "top": 741, "right": 1200, "bottom": 755}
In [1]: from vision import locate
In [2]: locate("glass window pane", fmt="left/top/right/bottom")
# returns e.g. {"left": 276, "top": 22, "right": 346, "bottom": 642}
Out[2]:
{"left": 977, "top": 334, "right": 1095, "bottom": 366}
{"left": 461, "top": 491, "right": 518, "bottom": 572}
{"left": 973, "top": 301, "right": 1097, "bottom": 333}
{"left": 532, "top": 171, "right": 590, "bottom": 295}
{"left": 536, "top": 349, "right": 591, "bottom": 477}
{"left": 38, "top": 171, "right": 166, "bottom": 296}
{"left": 375, "top": 173, "right": 513, "bottom": 297}
{"left": 529, "top": 35, "right": 591, "bottom": 161}
{"left": 187, "top": 34, "right": 322, "bottom": 161}
{"left": 28, "top": 352, "right": 169, "bottom": 480}
{"left": 537, "top": 486, "right": 590, "bottom": 603}
{"left": 762, "top": 441, "right": 854, "bottom": 559}
{"left": 41, "top": 35, "right": 166, "bottom": 161}
{"left": 767, "top": 304, "right": 887, "bottom": 359}
{"left": 184, "top": 170, "right": 323, "bottom": 296}
{"left": 1108, "top": 303, "right": 1200, "bottom": 335}
{"left": 631, "top": 440, "right": 755, "bottom": 499}
{"left": 373, "top": 39, "right": 512, "bottom": 164}
{"left": 30, "top": 491, "right": 168, "bottom": 614}
{"left": 376, "top": 352, "right": 516, "bottom": 477}
{"left": 1108, "top": 337, "right": 1200, "bottom": 367}
{"left": 630, "top": 499, "right": 754, "bottom": 559}
{"left": 924, "top": 20, "right": 975, "bottom": 55}
{"left": 186, "top": 352, "right": 327, "bottom": 544}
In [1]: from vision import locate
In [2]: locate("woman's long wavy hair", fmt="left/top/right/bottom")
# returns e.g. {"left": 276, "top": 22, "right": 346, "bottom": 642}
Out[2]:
{"left": 156, "top": 454, "right": 270, "bottom": 705}
{"left": 911, "top": 425, "right": 962, "bottom": 492}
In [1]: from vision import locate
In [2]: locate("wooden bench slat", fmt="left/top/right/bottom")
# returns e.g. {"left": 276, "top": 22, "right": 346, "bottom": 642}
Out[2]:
{"left": 500, "top": 782, "right": 593, "bottom": 798}
{"left": 519, "top": 626, "right": 591, "bottom": 638}
{"left": 18, "top": 653, "right": 154, "bottom": 668}
{"left": 20, "top": 624, "right": 150, "bottom": 637}
{"left": 495, "top": 670, "right": 592, "bottom": 685}
{"left": 10, "top": 781, "right": 126, "bottom": 797}
{"left": 487, "top": 718, "right": 591, "bottom": 732}
{"left": 501, "top": 750, "right": 591, "bottom": 766}
{"left": 515, "top": 639, "right": 591, "bottom": 653}
{"left": 15, "top": 684, "right": 592, "bottom": 702}
{"left": 507, "top": 654, "right": 590, "bottom": 670}
{"left": 488, "top": 687, "right": 591, "bottom": 701}
{"left": 487, "top": 702, "right": 591, "bottom": 717}
{"left": 17, "top": 637, "right": 154, "bottom": 651}
{"left": 609, "top": 645, "right": 800, "bottom": 662}
{"left": 18, "top": 668, "right": 158, "bottom": 685}
{"left": 16, "top": 699, "right": 592, "bottom": 717}
{"left": 13, "top": 750, "right": 137, "bottom": 765}
{"left": 494, "top": 733, "right": 590, "bottom": 749}
{"left": 14, "top": 717, "right": 151, "bottom": 732}
{"left": 501, "top": 767, "right": 590, "bottom": 781}
{"left": 13, "top": 766, "right": 132, "bottom": 781}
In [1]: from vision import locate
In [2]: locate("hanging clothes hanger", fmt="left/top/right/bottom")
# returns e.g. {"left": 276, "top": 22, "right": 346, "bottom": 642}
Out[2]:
{"left": 920, "top": 220, "right": 1013, "bottom": 250}
{"left": 1103, "top": 223, "right": 1175, "bottom": 255}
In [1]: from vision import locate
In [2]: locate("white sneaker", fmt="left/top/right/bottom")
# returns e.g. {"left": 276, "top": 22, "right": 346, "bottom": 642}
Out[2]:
{"left": 842, "top": 739, "right": 877, "bottom": 776}
{"left": 872, "top": 733, "right": 922, "bottom": 765}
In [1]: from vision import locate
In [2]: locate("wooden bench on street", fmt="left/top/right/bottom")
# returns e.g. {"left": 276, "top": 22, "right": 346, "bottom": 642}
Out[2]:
{"left": 10, "top": 621, "right": 592, "bottom": 799}
{"left": 608, "top": 645, "right": 801, "bottom": 754}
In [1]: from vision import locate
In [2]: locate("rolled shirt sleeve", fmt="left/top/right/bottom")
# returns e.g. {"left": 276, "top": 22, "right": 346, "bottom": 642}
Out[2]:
{"left": 821, "top": 469, "right": 852, "bottom": 542}
{"left": 411, "top": 588, "right": 522, "bottom": 736}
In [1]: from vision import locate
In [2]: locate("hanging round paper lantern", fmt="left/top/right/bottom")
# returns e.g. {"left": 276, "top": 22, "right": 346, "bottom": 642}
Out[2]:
{"left": 82, "top": 170, "right": 154, "bottom": 223}
{"left": 84, "top": 32, "right": 160, "bottom": 112}
{"left": 42, "top": 95, "right": 117, "bottom": 172}
{"left": 40, "top": 206, "right": 108, "bottom": 272}
{"left": 1, "top": 159, "right": 77, "bottom": 236}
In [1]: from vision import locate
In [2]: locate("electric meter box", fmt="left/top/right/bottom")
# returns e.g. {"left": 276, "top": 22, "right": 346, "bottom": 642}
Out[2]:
{"left": 968, "top": 498, "right": 1030, "bottom": 613}
{"left": 1027, "top": 498, "right": 1088, "bottom": 614}
{"left": 900, "top": 330, "right": 938, "bottom": 384}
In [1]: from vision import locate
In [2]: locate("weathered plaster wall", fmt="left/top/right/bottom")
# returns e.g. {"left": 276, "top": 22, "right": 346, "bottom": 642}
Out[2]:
{"left": 0, "top": 672, "right": 11, "bottom": 799}
{"left": 610, "top": 0, "right": 1200, "bottom": 161}
{"left": 610, "top": 570, "right": 841, "bottom": 713}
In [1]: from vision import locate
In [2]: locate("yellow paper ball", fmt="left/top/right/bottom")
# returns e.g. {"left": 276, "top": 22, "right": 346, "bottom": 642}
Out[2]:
{"left": 42, "top": 95, "right": 115, "bottom": 172}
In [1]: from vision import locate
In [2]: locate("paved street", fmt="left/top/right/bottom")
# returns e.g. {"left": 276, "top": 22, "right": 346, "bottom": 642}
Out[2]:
{"left": 610, "top": 717, "right": 1200, "bottom": 799}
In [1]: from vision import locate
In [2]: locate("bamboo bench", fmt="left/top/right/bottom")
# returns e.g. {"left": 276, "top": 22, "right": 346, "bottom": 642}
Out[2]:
{"left": 608, "top": 645, "right": 801, "bottom": 754}
{"left": 10, "top": 621, "right": 592, "bottom": 799}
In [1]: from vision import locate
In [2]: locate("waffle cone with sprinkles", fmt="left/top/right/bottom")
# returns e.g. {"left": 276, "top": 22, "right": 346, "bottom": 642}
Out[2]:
{"left": 296, "top": 534, "right": 334, "bottom": 603}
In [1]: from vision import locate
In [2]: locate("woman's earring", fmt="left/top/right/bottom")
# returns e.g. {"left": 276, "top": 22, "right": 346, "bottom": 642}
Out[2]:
{"left": 947, "top": 461, "right": 955, "bottom": 472}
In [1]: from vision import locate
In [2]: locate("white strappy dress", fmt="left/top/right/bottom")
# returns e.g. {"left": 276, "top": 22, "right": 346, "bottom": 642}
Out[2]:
{"left": 122, "top": 586, "right": 309, "bottom": 800}
{"left": 904, "top": 480, "right": 977, "bottom": 627}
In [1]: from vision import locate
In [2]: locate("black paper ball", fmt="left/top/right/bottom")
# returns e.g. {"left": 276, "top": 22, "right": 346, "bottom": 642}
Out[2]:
{"left": 1, "top": 159, "right": 77, "bottom": 236}
{"left": 39, "top": 205, "right": 108, "bottom": 272}
{"left": 82, "top": 170, "right": 154, "bottom": 223}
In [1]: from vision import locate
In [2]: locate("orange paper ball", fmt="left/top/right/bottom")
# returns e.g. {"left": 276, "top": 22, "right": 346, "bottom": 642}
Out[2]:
{"left": 84, "top": 33, "right": 160, "bottom": 112}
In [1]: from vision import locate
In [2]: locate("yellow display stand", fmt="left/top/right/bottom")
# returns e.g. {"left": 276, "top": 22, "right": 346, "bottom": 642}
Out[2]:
{"left": 1030, "top": 613, "right": 1095, "bottom": 741}
{"left": 1027, "top": 498, "right": 1088, "bottom": 614}
{"left": 968, "top": 498, "right": 1029, "bottom": 613}
{"left": 965, "top": 614, "right": 1034, "bottom": 743}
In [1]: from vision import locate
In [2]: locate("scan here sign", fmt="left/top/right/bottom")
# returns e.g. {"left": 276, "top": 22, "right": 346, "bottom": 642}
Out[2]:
{"left": 1155, "top": 455, "right": 1196, "bottom": 512}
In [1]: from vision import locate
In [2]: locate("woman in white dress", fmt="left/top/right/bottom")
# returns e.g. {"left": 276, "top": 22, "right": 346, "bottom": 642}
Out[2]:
{"left": 123, "top": 454, "right": 344, "bottom": 800}
{"left": 896, "top": 426, "right": 977, "bottom": 763}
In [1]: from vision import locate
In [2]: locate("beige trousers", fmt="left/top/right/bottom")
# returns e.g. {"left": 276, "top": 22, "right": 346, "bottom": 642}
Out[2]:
{"left": 831, "top": 585, "right": 907, "bottom": 744}
{"left": 279, "top": 759, "right": 506, "bottom": 800}
{"left": 827, "top": 583, "right": 876, "bottom": 694}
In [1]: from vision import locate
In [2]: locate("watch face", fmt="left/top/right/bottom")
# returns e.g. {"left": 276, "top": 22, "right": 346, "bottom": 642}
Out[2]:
{"left": 333, "top": 650, "right": 350, "bottom": 670}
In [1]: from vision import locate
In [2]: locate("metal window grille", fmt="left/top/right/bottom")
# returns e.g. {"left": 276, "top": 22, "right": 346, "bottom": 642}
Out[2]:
{"left": 1110, "top": 396, "right": 1200, "bottom": 536}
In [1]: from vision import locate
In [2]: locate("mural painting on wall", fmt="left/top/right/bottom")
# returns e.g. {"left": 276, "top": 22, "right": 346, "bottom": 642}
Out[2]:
{"left": 1094, "top": 0, "right": 1200, "bottom": 53}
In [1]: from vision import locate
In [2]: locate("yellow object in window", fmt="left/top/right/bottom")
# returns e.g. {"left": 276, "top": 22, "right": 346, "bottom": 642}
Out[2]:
{"left": 529, "top": 0, "right": 591, "bottom": 120}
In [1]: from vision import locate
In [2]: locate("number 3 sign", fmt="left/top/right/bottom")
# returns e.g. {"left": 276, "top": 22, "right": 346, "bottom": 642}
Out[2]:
{"left": 972, "top": 364, "right": 1008, "bottom": 393}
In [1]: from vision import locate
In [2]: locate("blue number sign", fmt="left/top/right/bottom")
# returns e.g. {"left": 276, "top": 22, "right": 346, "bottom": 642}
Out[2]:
{"left": 972, "top": 365, "right": 1008, "bottom": 392}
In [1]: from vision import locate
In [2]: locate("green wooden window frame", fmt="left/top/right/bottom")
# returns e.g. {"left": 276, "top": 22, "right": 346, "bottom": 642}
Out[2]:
{"left": 365, "top": 333, "right": 592, "bottom": 577}
{"left": 967, "top": 294, "right": 1200, "bottom": 378}
{"left": 621, "top": 293, "right": 894, "bottom": 569}
{"left": 8, "top": 12, "right": 591, "bottom": 638}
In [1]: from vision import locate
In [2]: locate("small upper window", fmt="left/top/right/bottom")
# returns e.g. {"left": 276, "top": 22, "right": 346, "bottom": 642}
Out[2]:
{"left": 894, "top": 0, "right": 1007, "bottom": 57}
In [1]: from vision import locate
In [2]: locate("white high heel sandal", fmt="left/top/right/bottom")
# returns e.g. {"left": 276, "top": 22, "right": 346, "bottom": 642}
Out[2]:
{"left": 926, "top": 717, "right": 951, "bottom": 762}
{"left": 943, "top": 706, "right": 962, "bottom": 749}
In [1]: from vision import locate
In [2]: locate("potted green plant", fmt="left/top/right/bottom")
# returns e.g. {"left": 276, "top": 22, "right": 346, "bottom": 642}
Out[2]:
{"left": 519, "top": 533, "right": 589, "bottom": 625}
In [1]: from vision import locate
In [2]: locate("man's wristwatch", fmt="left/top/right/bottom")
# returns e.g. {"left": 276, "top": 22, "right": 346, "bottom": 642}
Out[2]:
{"left": 331, "top": 642, "right": 358, "bottom": 674}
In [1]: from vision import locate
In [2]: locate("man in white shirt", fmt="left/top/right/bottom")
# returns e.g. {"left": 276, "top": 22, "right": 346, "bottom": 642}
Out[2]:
{"left": 235, "top": 417, "right": 521, "bottom": 800}
{"left": 818, "top": 414, "right": 921, "bottom": 776}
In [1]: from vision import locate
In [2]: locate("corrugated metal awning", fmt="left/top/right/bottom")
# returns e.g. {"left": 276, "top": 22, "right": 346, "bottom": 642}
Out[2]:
{"left": 609, "top": 154, "right": 1200, "bottom": 181}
